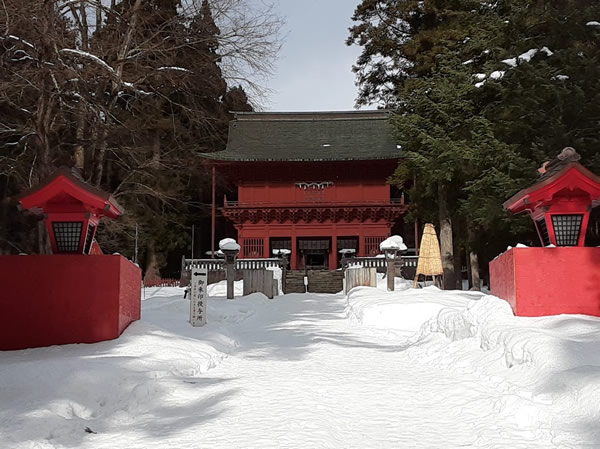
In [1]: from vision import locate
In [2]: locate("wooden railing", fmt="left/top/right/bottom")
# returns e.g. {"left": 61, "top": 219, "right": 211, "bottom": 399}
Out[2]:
{"left": 182, "top": 257, "right": 285, "bottom": 272}
{"left": 180, "top": 256, "right": 286, "bottom": 286}
{"left": 341, "top": 256, "right": 387, "bottom": 270}
{"left": 143, "top": 278, "right": 180, "bottom": 288}
{"left": 341, "top": 255, "right": 419, "bottom": 278}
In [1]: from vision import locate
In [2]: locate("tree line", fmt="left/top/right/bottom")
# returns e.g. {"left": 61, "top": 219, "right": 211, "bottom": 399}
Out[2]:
{"left": 0, "top": 0, "right": 281, "bottom": 277}
{"left": 348, "top": 0, "right": 600, "bottom": 289}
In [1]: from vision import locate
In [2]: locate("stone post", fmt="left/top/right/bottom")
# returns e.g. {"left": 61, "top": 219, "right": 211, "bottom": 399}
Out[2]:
{"left": 384, "top": 249, "right": 399, "bottom": 292}
{"left": 220, "top": 240, "right": 240, "bottom": 300}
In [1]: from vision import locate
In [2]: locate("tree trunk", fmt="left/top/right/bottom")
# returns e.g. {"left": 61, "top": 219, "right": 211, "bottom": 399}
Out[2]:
{"left": 37, "top": 220, "right": 52, "bottom": 254}
{"left": 73, "top": 104, "right": 86, "bottom": 170}
{"left": 151, "top": 130, "right": 160, "bottom": 168}
{"left": 469, "top": 250, "right": 481, "bottom": 291}
{"left": 438, "top": 183, "right": 455, "bottom": 290}
{"left": 144, "top": 239, "right": 161, "bottom": 282}
{"left": 92, "top": 126, "right": 108, "bottom": 186}
{"left": 453, "top": 247, "right": 462, "bottom": 290}
{"left": 79, "top": 1, "right": 89, "bottom": 51}
{"left": 467, "top": 227, "right": 481, "bottom": 291}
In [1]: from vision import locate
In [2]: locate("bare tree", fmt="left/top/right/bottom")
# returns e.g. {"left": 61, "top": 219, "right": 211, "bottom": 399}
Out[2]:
{"left": 0, "top": 0, "right": 283, "bottom": 261}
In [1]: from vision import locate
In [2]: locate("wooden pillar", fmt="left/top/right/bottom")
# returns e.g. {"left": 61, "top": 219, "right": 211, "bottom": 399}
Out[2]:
{"left": 238, "top": 237, "right": 245, "bottom": 258}
{"left": 211, "top": 166, "right": 216, "bottom": 258}
{"left": 291, "top": 234, "right": 298, "bottom": 270}
{"left": 329, "top": 234, "right": 337, "bottom": 269}
{"left": 358, "top": 231, "right": 366, "bottom": 257}
{"left": 263, "top": 236, "right": 269, "bottom": 259}
{"left": 415, "top": 220, "right": 420, "bottom": 256}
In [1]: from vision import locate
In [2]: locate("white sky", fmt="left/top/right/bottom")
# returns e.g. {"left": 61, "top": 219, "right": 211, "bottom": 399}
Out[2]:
{"left": 262, "top": 0, "right": 372, "bottom": 112}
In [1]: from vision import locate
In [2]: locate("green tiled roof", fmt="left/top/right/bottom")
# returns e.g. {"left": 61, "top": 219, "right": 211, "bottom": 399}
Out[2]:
{"left": 203, "top": 110, "right": 401, "bottom": 161}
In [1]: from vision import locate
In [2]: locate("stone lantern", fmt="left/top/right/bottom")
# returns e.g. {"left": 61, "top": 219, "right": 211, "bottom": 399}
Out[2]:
{"left": 379, "top": 235, "right": 407, "bottom": 291}
{"left": 219, "top": 238, "right": 240, "bottom": 299}
{"left": 490, "top": 148, "right": 600, "bottom": 317}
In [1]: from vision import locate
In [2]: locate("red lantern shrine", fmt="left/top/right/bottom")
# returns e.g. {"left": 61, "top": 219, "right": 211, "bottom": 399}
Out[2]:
{"left": 0, "top": 168, "right": 140, "bottom": 351}
{"left": 490, "top": 148, "right": 600, "bottom": 317}
{"left": 18, "top": 167, "right": 123, "bottom": 254}
{"left": 503, "top": 147, "right": 600, "bottom": 247}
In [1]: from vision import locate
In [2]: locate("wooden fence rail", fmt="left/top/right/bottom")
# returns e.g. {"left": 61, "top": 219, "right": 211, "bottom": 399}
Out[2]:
{"left": 344, "top": 267, "right": 377, "bottom": 294}
{"left": 180, "top": 256, "right": 286, "bottom": 286}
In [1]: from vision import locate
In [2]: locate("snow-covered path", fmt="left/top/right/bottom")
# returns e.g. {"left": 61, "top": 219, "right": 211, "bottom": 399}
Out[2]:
{"left": 138, "top": 291, "right": 552, "bottom": 448}
{"left": 4, "top": 284, "right": 598, "bottom": 448}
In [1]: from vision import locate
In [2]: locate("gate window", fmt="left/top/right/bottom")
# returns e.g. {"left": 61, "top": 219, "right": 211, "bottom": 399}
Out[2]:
{"left": 243, "top": 238, "right": 264, "bottom": 258}
{"left": 365, "top": 236, "right": 386, "bottom": 256}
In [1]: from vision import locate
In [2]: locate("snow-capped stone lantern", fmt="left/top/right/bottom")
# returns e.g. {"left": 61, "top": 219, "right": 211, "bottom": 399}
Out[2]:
{"left": 490, "top": 148, "right": 600, "bottom": 317}
{"left": 0, "top": 168, "right": 141, "bottom": 351}
{"left": 219, "top": 238, "right": 240, "bottom": 299}
{"left": 18, "top": 168, "right": 123, "bottom": 254}
{"left": 379, "top": 235, "right": 407, "bottom": 291}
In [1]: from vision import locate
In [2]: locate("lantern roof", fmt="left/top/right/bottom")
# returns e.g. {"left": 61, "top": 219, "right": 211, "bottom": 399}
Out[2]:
{"left": 504, "top": 148, "right": 600, "bottom": 215}
{"left": 18, "top": 167, "right": 123, "bottom": 218}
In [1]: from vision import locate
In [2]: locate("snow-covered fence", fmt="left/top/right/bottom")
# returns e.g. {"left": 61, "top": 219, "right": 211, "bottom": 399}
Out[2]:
{"left": 344, "top": 267, "right": 377, "bottom": 294}
{"left": 341, "top": 256, "right": 387, "bottom": 271}
{"left": 341, "top": 255, "right": 420, "bottom": 280}
{"left": 180, "top": 256, "right": 286, "bottom": 286}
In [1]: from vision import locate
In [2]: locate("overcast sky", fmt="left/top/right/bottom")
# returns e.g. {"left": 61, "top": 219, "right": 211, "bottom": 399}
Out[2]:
{"left": 262, "top": 0, "right": 370, "bottom": 112}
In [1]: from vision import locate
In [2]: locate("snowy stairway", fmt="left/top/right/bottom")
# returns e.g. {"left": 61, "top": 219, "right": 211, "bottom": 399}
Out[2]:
{"left": 284, "top": 270, "right": 344, "bottom": 294}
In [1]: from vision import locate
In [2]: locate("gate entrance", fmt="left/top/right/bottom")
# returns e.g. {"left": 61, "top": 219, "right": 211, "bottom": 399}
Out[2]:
{"left": 298, "top": 237, "right": 331, "bottom": 270}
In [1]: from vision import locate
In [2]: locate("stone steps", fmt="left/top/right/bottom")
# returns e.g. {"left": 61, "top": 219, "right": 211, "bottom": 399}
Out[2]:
{"left": 284, "top": 271, "right": 344, "bottom": 294}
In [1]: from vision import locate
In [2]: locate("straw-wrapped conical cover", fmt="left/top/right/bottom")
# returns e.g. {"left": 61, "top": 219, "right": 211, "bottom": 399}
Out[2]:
{"left": 415, "top": 223, "right": 443, "bottom": 276}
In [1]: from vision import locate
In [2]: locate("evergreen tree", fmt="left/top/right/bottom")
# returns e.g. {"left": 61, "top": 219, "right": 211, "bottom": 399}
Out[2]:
{"left": 349, "top": 0, "right": 600, "bottom": 287}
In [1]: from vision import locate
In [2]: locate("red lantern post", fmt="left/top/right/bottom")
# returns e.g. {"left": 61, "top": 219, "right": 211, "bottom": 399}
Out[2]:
{"left": 0, "top": 168, "right": 140, "bottom": 350}
{"left": 490, "top": 148, "right": 600, "bottom": 317}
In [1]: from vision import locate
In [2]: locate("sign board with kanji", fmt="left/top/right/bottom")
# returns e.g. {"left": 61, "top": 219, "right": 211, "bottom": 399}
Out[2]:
{"left": 189, "top": 268, "right": 208, "bottom": 327}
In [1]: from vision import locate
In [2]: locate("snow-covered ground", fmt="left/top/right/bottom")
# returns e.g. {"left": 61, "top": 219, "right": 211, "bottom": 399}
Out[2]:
{"left": 1, "top": 277, "right": 599, "bottom": 448}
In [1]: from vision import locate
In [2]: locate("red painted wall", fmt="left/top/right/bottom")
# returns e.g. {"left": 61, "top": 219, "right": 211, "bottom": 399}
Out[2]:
{"left": 490, "top": 247, "right": 600, "bottom": 317}
{"left": 0, "top": 255, "right": 141, "bottom": 350}
{"left": 238, "top": 182, "right": 391, "bottom": 205}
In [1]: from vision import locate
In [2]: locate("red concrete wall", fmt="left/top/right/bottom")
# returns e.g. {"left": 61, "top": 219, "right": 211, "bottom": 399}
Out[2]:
{"left": 118, "top": 256, "right": 142, "bottom": 334}
{"left": 238, "top": 182, "right": 391, "bottom": 205}
{"left": 490, "top": 247, "right": 600, "bottom": 317}
{"left": 0, "top": 255, "right": 141, "bottom": 350}
{"left": 489, "top": 250, "right": 516, "bottom": 312}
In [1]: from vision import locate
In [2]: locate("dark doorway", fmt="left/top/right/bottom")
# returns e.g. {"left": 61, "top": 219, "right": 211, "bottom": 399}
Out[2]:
{"left": 298, "top": 237, "right": 330, "bottom": 270}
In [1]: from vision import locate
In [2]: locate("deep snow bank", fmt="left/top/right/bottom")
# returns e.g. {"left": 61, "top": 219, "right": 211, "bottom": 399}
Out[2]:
{"left": 346, "top": 282, "right": 483, "bottom": 333}
{"left": 348, "top": 283, "right": 600, "bottom": 447}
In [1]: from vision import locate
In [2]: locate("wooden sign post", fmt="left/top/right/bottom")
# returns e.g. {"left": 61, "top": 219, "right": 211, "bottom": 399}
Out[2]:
{"left": 190, "top": 268, "right": 208, "bottom": 327}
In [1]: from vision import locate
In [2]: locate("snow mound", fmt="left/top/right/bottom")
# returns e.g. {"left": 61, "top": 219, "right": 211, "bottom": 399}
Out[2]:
{"left": 379, "top": 235, "right": 407, "bottom": 252}
{"left": 219, "top": 238, "right": 240, "bottom": 252}
{"left": 346, "top": 281, "right": 481, "bottom": 332}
